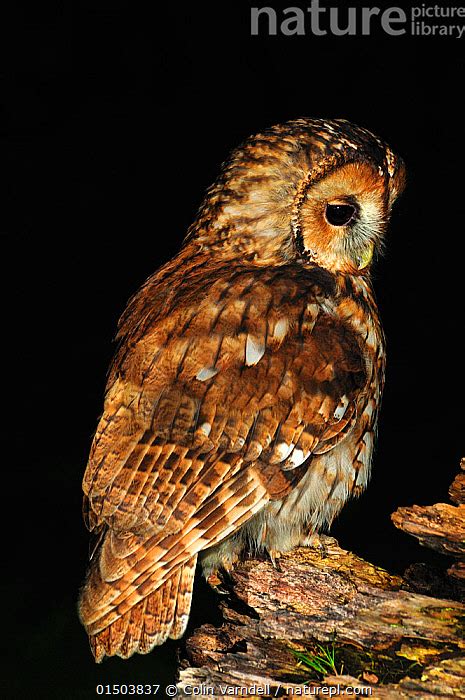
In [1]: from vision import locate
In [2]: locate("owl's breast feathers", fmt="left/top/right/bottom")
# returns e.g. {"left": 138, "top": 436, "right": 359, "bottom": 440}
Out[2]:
{"left": 80, "top": 259, "right": 384, "bottom": 657}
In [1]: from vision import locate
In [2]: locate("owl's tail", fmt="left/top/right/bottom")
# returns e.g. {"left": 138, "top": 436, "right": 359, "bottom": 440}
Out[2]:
{"left": 79, "top": 466, "right": 267, "bottom": 661}
{"left": 79, "top": 546, "right": 197, "bottom": 662}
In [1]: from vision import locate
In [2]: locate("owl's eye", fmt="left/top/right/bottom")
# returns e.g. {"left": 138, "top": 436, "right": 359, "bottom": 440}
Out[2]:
{"left": 325, "top": 203, "right": 357, "bottom": 226}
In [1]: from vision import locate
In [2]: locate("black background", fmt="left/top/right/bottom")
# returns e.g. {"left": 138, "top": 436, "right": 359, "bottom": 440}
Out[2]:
{"left": 3, "top": 2, "right": 464, "bottom": 697}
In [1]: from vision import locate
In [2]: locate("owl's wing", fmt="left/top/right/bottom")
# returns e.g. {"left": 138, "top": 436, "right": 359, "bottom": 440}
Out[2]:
{"left": 80, "top": 266, "right": 368, "bottom": 650}
{"left": 83, "top": 266, "right": 366, "bottom": 540}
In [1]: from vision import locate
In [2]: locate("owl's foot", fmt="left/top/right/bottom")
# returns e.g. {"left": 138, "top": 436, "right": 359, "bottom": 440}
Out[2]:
{"left": 268, "top": 549, "right": 283, "bottom": 572}
{"left": 221, "top": 552, "right": 239, "bottom": 573}
{"left": 206, "top": 552, "right": 239, "bottom": 594}
{"left": 206, "top": 571, "right": 229, "bottom": 595}
{"left": 301, "top": 532, "right": 328, "bottom": 558}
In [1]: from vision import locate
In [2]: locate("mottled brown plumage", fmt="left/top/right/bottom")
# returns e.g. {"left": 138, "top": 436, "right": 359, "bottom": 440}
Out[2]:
{"left": 79, "top": 118, "right": 405, "bottom": 661}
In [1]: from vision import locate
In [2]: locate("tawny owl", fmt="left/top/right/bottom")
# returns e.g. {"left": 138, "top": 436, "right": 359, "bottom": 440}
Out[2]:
{"left": 79, "top": 118, "right": 405, "bottom": 661}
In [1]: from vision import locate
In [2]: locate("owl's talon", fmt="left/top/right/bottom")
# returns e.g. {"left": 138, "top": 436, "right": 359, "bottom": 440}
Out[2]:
{"left": 207, "top": 572, "right": 230, "bottom": 594}
{"left": 303, "top": 533, "right": 328, "bottom": 558}
{"left": 207, "top": 573, "right": 222, "bottom": 587}
{"left": 216, "top": 585, "right": 230, "bottom": 595}
{"left": 269, "top": 550, "right": 283, "bottom": 572}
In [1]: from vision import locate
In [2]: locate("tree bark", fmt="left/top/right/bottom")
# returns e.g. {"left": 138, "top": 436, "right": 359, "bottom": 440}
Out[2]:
{"left": 177, "top": 461, "right": 465, "bottom": 698}
{"left": 392, "top": 457, "right": 465, "bottom": 585}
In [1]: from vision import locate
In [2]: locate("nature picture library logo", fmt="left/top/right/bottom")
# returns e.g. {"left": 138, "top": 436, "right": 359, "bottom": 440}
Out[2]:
{"left": 251, "top": 3, "right": 465, "bottom": 38}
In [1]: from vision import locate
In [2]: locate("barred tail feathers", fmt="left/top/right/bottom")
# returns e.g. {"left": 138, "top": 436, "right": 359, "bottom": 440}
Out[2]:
{"left": 81, "top": 554, "right": 197, "bottom": 662}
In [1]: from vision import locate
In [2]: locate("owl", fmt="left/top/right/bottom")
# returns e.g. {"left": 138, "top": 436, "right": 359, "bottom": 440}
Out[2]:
{"left": 79, "top": 118, "right": 405, "bottom": 661}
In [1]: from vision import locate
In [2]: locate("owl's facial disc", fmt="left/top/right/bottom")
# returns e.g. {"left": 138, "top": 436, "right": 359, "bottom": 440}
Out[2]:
{"left": 298, "top": 161, "right": 388, "bottom": 274}
{"left": 325, "top": 198, "right": 374, "bottom": 270}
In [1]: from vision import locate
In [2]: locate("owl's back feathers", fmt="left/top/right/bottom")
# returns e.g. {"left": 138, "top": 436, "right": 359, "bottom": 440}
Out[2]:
{"left": 79, "top": 262, "right": 370, "bottom": 659}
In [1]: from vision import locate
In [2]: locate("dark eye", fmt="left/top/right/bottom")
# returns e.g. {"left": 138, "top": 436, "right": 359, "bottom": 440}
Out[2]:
{"left": 325, "top": 203, "right": 357, "bottom": 226}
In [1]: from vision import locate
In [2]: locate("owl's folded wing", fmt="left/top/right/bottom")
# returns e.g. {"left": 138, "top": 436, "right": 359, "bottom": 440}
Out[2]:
{"left": 82, "top": 268, "right": 366, "bottom": 539}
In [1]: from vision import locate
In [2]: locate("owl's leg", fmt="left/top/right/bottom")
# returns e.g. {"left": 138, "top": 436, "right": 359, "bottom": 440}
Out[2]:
{"left": 200, "top": 533, "right": 243, "bottom": 591}
{"left": 300, "top": 531, "right": 327, "bottom": 558}
{"left": 300, "top": 531, "right": 338, "bottom": 558}
{"left": 260, "top": 523, "right": 283, "bottom": 571}
{"left": 268, "top": 549, "right": 283, "bottom": 572}
{"left": 207, "top": 550, "right": 240, "bottom": 594}
{"left": 300, "top": 531, "right": 323, "bottom": 547}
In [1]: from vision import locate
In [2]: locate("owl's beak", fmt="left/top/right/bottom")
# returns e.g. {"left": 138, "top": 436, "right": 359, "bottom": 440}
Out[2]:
{"left": 357, "top": 241, "right": 375, "bottom": 270}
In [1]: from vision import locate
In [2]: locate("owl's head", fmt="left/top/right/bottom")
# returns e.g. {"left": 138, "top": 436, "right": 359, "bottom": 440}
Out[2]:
{"left": 187, "top": 119, "right": 406, "bottom": 275}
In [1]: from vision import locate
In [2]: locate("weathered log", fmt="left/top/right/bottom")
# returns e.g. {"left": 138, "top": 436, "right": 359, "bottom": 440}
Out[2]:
{"left": 178, "top": 462, "right": 465, "bottom": 698}
{"left": 449, "top": 459, "right": 465, "bottom": 506}
{"left": 392, "top": 458, "right": 465, "bottom": 593}
{"left": 178, "top": 541, "right": 465, "bottom": 697}
{"left": 391, "top": 503, "right": 465, "bottom": 558}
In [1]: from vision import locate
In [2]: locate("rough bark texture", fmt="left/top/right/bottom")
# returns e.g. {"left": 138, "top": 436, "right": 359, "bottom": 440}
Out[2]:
{"left": 177, "top": 462, "right": 465, "bottom": 698}
{"left": 392, "top": 457, "right": 465, "bottom": 583}
{"left": 449, "top": 460, "right": 465, "bottom": 507}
